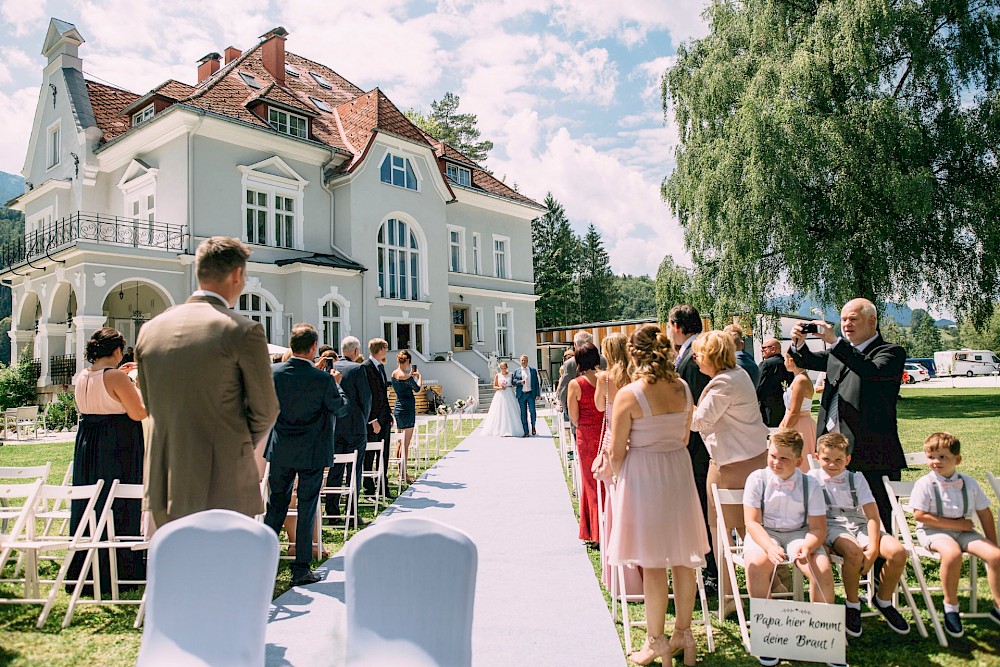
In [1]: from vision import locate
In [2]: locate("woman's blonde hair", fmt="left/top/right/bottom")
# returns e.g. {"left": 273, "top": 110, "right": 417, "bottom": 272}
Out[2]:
{"left": 691, "top": 330, "right": 736, "bottom": 373}
{"left": 628, "top": 324, "right": 677, "bottom": 383}
{"left": 601, "top": 332, "right": 630, "bottom": 388}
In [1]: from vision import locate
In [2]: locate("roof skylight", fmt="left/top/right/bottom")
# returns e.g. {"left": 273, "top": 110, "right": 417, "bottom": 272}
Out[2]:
{"left": 238, "top": 71, "right": 262, "bottom": 89}
{"left": 309, "top": 71, "right": 332, "bottom": 89}
{"left": 309, "top": 96, "right": 332, "bottom": 112}
{"left": 285, "top": 63, "right": 300, "bottom": 77}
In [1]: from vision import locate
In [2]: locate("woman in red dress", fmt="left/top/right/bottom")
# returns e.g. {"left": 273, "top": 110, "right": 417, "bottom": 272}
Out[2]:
{"left": 567, "top": 342, "right": 604, "bottom": 543}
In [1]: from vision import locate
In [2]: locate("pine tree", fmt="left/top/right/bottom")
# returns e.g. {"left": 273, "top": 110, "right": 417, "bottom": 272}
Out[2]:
{"left": 405, "top": 93, "right": 494, "bottom": 163}
{"left": 576, "top": 224, "right": 615, "bottom": 323}
{"left": 531, "top": 194, "right": 579, "bottom": 327}
{"left": 908, "top": 309, "right": 944, "bottom": 357}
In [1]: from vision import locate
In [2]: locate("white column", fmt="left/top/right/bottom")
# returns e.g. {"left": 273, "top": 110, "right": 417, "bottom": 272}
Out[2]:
{"left": 8, "top": 329, "right": 34, "bottom": 365}
{"left": 72, "top": 316, "right": 108, "bottom": 382}
{"left": 36, "top": 323, "right": 69, "bottom": 387}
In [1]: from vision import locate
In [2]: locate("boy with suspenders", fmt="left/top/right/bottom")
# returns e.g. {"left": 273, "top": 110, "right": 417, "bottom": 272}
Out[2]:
{"left": 809, "top": 433, "right": 910, "bottom": 637}
{"left": 743, "top": 429, "right": 842, "bottom": 667}
{"left": 911, "top": 432, "right": 1000, "bottom": 637}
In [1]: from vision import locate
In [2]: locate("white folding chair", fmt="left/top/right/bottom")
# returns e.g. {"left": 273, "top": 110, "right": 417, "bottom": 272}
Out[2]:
{"left": 361, "top": 441, "right": 386, "bottom": 509}
{"left": 43, "top": 481, "right": 149, "bottom": 628}
{"left": 345, "top": 517, "right": 477, "bottom": 666}
{"left": 14, "top": 405, "right": 40, "bottom": 440}
{"left": 387, "top": 432, "right": 406, "bottom": 496}
{"left": 36, "top": 464, "right": 74, "bottom": 538}
{"left": 711, "top": 484, "right": 804, "bottom": 653}
{"left": 883, "top": 476, "right": 988, "bottom": 647}
{"left": 0, "top": 480, "right": 43, "bottom": 544}
{"left": 321, "top": 451, "right": 359, "bottom": 539}
{"left": 136, "top": 509, "right": 279, "bottom": 667}
{"left": 0, "top": 465, "right": 52, "bottom": 534}
{"left": 0, "top": 481, "right": 104, "bottom": 606}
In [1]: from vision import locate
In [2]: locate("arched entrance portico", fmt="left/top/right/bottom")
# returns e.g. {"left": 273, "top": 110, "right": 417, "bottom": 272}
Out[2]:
{"left": 100, "top": 280, "right": 172, "bottom": 348}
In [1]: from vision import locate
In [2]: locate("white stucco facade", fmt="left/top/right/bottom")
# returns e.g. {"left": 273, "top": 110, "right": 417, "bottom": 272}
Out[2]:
{"left": 4, "top": 20, "right": 542, "bottom": 402}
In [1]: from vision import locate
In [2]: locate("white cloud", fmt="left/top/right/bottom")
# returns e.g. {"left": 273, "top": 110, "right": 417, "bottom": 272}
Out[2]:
{"left": 1, "top": 0, "right": 49, "bottom": 37}
{"left": 0, "top": 86, "right": 38, "bottom": 173}
{"left": 0, "top": 46, "right": 35, "bottom": 85}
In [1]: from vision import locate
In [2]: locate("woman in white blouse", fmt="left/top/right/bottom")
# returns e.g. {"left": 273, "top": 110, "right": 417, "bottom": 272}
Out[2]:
{"left": 690, "top": 330, "right": 770, "bottom": 609}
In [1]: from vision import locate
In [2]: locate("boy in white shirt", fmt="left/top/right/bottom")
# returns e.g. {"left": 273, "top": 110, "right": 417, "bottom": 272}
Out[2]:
{"left": 809, "top": 433, "right": 910, "bottom": 637}
{"left": 744, "top": 428, "right": 840, "bottom": 667}
{"left": 911, "top": 432, "right": 1000, "bottom": 637}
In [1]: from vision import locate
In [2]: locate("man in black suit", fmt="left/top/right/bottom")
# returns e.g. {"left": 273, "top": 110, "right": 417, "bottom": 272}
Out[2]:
{"left": 264, "top": 323, "right": 349, "bottom": 586}
{"left": 361, "top": 338, "right": 392, "bottom": 495}
{"left": 668, "top": 304, "right": 717, "bottom": 590}
{"left": 790, "top": 298, "right": 906, "bottom": 533}
{"left": 325, "top": 336, "right": 372, "bottom": 516}
{"left": 756, "top": 337, "right": 793, "bottom": 427}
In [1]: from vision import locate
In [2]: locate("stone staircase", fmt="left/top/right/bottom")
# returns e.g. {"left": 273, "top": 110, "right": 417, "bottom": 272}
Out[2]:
{"left": 477, "top": 382, "right": 494, "bottom": 412}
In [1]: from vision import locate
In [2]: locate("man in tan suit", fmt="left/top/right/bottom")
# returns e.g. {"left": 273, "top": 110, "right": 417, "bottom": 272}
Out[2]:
{"left": 137, "top": 237, "right": 279, "bottom": 526}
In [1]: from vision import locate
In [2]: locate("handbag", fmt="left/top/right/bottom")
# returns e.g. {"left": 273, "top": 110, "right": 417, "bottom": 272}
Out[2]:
{"left": 591, "top": 376, "right": 614, "bottom": 483}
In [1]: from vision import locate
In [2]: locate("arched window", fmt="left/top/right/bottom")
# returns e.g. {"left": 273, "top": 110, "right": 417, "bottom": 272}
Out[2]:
{"left": 238, "top": 293, "right": 275, "bottom": 343}
{"left": 320, "top": 300, "right": 342, "bottom": 348}
{"left": 377, "top": 218, "right": 420, "bottom": 301}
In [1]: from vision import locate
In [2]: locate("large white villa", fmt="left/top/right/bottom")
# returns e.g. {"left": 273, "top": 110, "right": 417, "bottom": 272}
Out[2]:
{"left": 4, "top": 19, "right": 542, "bottom": 402}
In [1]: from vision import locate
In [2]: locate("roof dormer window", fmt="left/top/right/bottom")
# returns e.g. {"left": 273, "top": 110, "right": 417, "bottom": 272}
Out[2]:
{"left": 446, "top": 163, "right": 472, "bottom": 187}
{"left": 285, "top": 63, "right": 300, "bottom": 77}
{"left": 132, "top": 104, "right": 154, "bottom": 126}
{"left": 309, "top": 71, "right": 332, "bottom": 89}
{"left": 309, "top": 96, "right": 332, "bottom": 112}
{"left": 380, "top": 153, "right": 417, "bottom": 191}
{"left": 268, "top": 108, "right": 308, "bottom": 139}
{"left": 239, "top": 71, "right": 262, "bottom": 89}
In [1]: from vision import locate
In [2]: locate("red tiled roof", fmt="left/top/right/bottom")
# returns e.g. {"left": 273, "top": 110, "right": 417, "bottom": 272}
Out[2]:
{"left": 83, "top": 35, "right": 540, "bottom": 209}
{"left": 86, "top": 80, "right": 140, "bottom": 141}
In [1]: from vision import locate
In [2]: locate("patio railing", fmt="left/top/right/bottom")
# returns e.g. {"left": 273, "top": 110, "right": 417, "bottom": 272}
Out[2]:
{"left": 0, "top": 212, "right": 187, "bottom": 273}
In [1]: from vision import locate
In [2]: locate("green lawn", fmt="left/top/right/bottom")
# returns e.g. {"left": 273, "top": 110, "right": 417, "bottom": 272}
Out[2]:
{"left": 0, "top": 417, "right": 478, "bottom": 667}
{"left": 556, "top": 387, "right": 1000, "bottom": 667}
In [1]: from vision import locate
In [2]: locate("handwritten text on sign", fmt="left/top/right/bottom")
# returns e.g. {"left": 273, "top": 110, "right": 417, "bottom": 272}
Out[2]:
{"left": 749, "top": 599, "right": 846, "bottom": 664}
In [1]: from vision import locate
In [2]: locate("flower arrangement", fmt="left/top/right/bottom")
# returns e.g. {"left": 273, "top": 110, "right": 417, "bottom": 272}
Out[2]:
{"left": 437, "top": 404, "right": 452, "bottom": 416}
{"left": 453, "top": 398, "right": 467, "bottom": 412}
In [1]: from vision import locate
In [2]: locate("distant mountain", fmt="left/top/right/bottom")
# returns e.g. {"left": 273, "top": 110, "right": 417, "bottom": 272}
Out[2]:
{"left": 935, "top": 319, "right": 956, "bottom": 328}
{"left": 0, "top": 171, "right": 25, "bottom": 206}
{"left": 769, "top": 295, "right": 913, "bottom": 327}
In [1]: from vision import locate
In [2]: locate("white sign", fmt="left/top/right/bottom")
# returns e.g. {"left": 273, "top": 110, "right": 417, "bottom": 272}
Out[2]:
{"left": 750, "top": 598, "right": 846, "bottom": 664}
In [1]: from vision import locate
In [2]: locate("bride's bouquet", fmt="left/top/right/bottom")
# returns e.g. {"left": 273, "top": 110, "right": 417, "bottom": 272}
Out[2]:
{"left": 496, "top": 375, "right": 509, "bottom": 390}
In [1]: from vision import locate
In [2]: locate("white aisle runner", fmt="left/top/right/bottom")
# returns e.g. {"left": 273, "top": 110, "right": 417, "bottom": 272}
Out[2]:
{"left": 264, "top": 418, "right": 626, "bottom": 666}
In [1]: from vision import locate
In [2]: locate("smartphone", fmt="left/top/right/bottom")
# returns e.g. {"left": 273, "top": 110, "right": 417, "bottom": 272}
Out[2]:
{"left": 801, "top": 322, "right": 819, "bottom": 334}
{"left": 412, "top": 363, "right": 418, "bottom": 371}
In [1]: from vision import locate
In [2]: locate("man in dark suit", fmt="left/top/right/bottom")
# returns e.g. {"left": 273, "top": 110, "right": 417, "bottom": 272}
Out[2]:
{"left": 325, "top": 336, "right": 372, "bottom": 516}
{"left": 513, "top": 354, "right": 540, "bottom": 437}
{"left": 725, "top": 323, "right": 760, "bottom": 386}
{"left": 757, "top": 337, "right": 793, "bottom": 427}
{"left": 790, "top": 298, "right": 906, "bottom": 533}
{"left": 264, "top": 323, "right": 349, "bottom": 586}
{"left": 361, "top": 338, "right": 392, "bottom": 495}
{"left": 668, "top": 304, "right": 717, "bottom": 590}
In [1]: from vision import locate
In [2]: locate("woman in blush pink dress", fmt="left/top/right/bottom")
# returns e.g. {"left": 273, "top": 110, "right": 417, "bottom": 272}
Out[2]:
{"left": 608, "top": 324, "right": 709, "bottom": 666}
{"left": 779, "top": 351, "right": 816, "bottom": 471}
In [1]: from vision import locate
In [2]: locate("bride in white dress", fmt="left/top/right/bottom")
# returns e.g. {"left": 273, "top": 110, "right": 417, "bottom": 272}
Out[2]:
{"left": 480, "top": 362, "right": 525, "bottom": 437}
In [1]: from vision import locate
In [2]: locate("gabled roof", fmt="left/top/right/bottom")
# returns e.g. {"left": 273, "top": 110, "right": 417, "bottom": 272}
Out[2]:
{"left": 80, "top": 32, "right": 541, "bottom": 209}
{"left": 86, "top": 80, "right": 139, "bottom": 141}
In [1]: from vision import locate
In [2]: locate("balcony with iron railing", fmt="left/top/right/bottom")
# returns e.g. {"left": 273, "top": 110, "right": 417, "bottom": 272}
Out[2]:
{"left": 0, "top": 212, "right": 187, "bottom": 273}
{"left": 49, "top": 354, "right": 76, "bottom": 387}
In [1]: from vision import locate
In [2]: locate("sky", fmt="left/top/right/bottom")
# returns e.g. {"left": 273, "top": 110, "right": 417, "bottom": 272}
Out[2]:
{"left": 0, "top": 0, "right": 711, "bottom": 278}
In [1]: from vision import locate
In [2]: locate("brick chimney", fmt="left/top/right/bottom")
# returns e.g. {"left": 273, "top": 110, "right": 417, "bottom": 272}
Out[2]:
{"left": 197, "top": 52, "right": 221, "bottom": 83}
{"left": 224, "top": 46, "right": 242, "bottom": 64}
{"left": 259, "top": 27, "right": 288, "bottom": 86}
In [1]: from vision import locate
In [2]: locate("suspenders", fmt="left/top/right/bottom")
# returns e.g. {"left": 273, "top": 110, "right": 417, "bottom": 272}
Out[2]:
{"left": 820, "top": 472, "right": 858, "bottom": 510}
{"left": 760, "top": 474, "right": 811, "bottom": 530}
{"left": 931, "top": 475, "right": 969, "bottom": 518}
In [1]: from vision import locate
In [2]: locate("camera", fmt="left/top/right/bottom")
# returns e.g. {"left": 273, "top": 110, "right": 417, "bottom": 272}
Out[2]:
{"left": 801, "top": 323, "right": 820, "bottom": 334}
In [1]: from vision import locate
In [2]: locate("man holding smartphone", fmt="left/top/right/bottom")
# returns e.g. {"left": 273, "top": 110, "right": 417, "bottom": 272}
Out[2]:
{"left": 756, "top": 337, "right": 793, "bottom": 427}
{"left": 789, "top": 298, "right": 907, "bottom": 535}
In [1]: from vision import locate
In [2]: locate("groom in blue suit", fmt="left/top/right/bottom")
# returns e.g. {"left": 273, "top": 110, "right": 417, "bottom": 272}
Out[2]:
{"left": 513, "top": 354, "right": 539, "bottom": 437}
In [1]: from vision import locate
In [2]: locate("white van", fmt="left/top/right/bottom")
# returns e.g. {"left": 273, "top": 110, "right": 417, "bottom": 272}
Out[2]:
{"left": 933, "top": 349, "right": 1000, "bottom": 377}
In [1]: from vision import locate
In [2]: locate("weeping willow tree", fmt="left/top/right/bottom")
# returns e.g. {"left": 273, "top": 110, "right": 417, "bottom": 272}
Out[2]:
{"left": 664, "top": 0, "right": 1000, "bottom": 326}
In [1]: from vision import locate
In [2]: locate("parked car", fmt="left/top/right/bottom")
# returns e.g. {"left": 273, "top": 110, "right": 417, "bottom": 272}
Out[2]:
{"left": 903, "top": 363, "right": 930, "bottom": 383}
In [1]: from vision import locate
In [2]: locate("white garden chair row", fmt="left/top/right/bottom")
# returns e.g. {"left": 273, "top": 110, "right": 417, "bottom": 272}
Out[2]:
{"left": 1, "top": 406, "right": 42, "bottom": 440}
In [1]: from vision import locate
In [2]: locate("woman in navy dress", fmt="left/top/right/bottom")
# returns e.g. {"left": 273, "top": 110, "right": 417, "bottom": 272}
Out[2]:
{"left": 390, "top": 350, "right": 422, "bottom": 483}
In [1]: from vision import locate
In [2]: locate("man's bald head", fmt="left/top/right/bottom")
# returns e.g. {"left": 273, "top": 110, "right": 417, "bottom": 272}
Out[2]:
{"left": 762, "top": 338, "right": 781, "bottom": 359}
{"left": 840, "top": 298, "right": 878, "bottom": 344}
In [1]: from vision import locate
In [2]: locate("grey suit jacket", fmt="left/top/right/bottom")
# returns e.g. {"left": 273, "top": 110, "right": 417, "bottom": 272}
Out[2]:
{"left": 136, "top": 294, "right": 279, "bottom": 521}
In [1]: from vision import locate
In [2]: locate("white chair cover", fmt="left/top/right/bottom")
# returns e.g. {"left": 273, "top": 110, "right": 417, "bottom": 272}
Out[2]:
{"left": 345, "top": 517, "right": 477, "bottom": 666}
{"left": 136, "top": 509, "right": 279, "bottom": 667}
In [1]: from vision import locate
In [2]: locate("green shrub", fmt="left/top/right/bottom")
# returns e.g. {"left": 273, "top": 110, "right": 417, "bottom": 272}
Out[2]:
{"left": 0, "top": 348, "right": 38, "bottom": 410}
{"left": 45, "top": 392, "right": 78, "bottom": 430}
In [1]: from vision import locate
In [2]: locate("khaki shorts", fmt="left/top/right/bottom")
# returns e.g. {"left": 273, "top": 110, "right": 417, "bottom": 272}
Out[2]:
{"left": 826, "top": 518, "right": 888, "bottom": 549}
{"left": 744, "top": 527, "right": 827, "bottom": 559}
{"left": 916, "top": 527, "right": 985, "bottom": 552}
